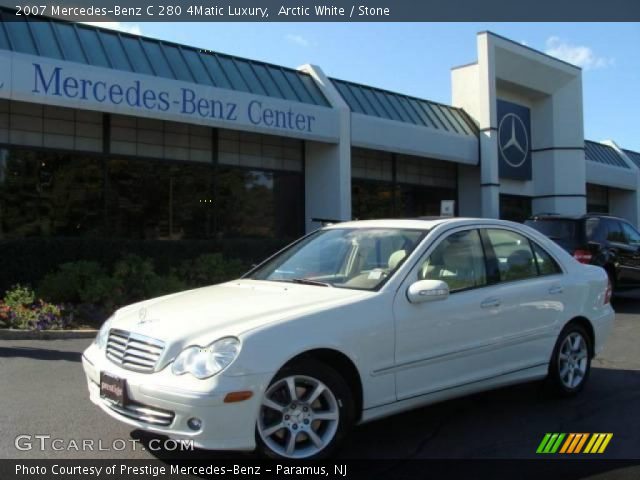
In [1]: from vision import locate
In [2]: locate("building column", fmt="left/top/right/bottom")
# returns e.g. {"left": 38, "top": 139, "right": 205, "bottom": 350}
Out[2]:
{"left": 477, "top": 34, "right": 500, "bottom": 218}
{"left": 480, "top": 129, "right": 500, "bottom": 218}
{"left": 298, "top": 64, "right": 351, "bottom": 232}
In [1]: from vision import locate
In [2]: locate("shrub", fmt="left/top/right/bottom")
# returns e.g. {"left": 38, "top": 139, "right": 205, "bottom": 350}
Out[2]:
{"left": 26, "top": 252, "right": 250, "bottom": 326}
{"left": 4, "top": 284, "right": 35, "bottom": 307}
{"left": 38, "top": 261, "right": 112, "bottom": 304}
{"left": 178, "top": 253, "right": 247, "bottom": 288}
{"left": 0, "top": 237, "right": 288, "bottom": 294}
{"left": 0, "top": 285, "right": 69, "bottom": 330}
{"left": 111, "top": 254, "right": 162, "bottom": 306}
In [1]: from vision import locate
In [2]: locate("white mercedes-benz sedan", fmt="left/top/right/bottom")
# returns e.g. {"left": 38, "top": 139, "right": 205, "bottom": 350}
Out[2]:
{"left": 82, "top": 218, "right": 614, "bottom": 459}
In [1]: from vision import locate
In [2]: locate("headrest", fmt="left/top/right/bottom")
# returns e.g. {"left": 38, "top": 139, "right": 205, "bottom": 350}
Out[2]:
{"left": 507, "top": 249, "right": 534, "bottom": 269}
{"left": 388, "top": 250, "right": 407, "bottom": 270}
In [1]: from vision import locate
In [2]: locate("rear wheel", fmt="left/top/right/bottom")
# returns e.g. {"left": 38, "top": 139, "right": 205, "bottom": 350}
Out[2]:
{"left": 547, "top": 323, "right": 591, "bottom": 396}
{"left": 256, "top": 360, "right": 354, "bottom": 459}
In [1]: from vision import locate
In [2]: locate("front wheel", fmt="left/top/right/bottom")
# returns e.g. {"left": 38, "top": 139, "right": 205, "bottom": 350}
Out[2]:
{"left": 547, "top": 324, "right": 592, "bottom": 396}
{"left": 256, "top": 360, "right": 354, "bottom": 459}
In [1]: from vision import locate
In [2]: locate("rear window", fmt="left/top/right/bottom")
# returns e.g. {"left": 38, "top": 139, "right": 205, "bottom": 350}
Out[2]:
{"left": 525, "top": 219, "right": 578, "bottom": 242}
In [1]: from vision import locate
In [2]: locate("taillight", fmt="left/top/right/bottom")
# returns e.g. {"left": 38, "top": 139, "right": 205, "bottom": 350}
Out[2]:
{"left": 573, "top": 249, "right": 593, "bottom": 264}
{"left": 604, "top": 277, "right": 613, "bottom": 305}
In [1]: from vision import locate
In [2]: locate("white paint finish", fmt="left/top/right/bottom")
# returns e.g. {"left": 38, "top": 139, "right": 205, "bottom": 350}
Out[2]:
{"left": 0, "top": 50, "right": 340, "bottom": 143}
{"left": 609, "top": 189, "right": 640, "bottom": 225}
{"left": 479, "top": 130, "right": 500, "bottom": 218}
{"left": 533, "top": 149, "right": 586, "bottom": 199}
{"left": 350, "top": 114, "right": 478, "bottom": 165}
{"left": 500, "top": 178, "right": 535, "bottom": 197}
{"left": 451, "top": 63, "right": 480, "bottom": 124}
{"left": 532, "top": 196, "right": 586, "bottom": 217}
{"left": 457, "top": 165, "right": 482, "bottom": 217}
{"left": 305, "top": 141, "right": 351, "bottom": 230}
{"left": 82, "top": 218, "right": 614, "bottom": 451}
{"left": 586, "top": 161, "right": 637, "bottom": 191}
{"left": 454, "top": 32, "right": 591, "bottom": 220}
{"left": 601, "top": 140, "right": 640, "bottom": 226}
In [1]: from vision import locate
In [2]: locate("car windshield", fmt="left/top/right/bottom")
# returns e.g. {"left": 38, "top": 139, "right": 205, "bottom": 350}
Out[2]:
{"left": 247, "top": 228, "right": 427, "bottom": 291}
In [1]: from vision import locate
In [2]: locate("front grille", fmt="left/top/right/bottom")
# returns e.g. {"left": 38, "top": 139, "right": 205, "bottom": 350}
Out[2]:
{"left": 105, "top": 399, "right": 175, "bottom": 426}
{"left": 106, "top": 329, "right": 164, "bottom": 373}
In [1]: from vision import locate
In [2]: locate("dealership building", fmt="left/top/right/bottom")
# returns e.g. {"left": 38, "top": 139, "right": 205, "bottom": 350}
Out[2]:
{"left": 1, "top": 11, "right": 640, "bottom": 250}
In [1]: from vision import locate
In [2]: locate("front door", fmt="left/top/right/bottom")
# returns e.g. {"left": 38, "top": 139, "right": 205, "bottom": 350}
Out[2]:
{"left": 392, "top": 228, "right": 513, "bottom": 400}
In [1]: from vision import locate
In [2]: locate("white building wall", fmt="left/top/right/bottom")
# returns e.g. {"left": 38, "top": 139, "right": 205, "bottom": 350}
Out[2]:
{"left": 453, "top": 32, "right": 593, "bottom": 220}
{"left": 299, "top": 65, "right": 352, "bottom": 231}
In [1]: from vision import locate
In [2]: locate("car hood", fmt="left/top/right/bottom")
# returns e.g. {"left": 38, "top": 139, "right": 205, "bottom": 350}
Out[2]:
{"left": 111, "top": 279, "right": 370, "bottom": 345}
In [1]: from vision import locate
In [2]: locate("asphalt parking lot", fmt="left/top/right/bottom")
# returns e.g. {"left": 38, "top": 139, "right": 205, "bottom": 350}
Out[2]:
{"left": 1, "top": 295, "right": 639, "bottom": 463}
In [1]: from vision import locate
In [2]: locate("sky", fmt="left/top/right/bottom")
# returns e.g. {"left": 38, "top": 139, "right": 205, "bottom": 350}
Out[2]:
{"left": 90, "top": 22, "right": 640, "bottom": 152}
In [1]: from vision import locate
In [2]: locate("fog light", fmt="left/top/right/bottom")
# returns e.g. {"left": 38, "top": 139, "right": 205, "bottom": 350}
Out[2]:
{"left": 187, "top": 417, "right": 202, "bottom": 431}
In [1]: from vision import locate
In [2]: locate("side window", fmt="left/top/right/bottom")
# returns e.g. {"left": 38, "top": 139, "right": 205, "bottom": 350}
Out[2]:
{"left": 585, "top": 218, "right": 601, "bottom": 242}
{"left": 418, "top": 229, "right": 487, "bottom": 292}
{"left": 532, "top": 243, "right": 562, "bottom": 276}
{"left": 621, "top": 222, "right": 640, "bottom": 247}
{"left": 486, "top": 229, "right": 537, "bottom": 282}
{"left": 606, "top": 220, "right": 626, "bottom": 243}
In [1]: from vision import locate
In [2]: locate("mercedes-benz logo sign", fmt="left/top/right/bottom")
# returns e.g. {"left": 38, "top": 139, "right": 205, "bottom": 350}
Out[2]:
{"left": 137, "top": 307, "right": 148, "bottom": 325}
{"left": 498, "top": 113, "right": 529, "bottom": 168}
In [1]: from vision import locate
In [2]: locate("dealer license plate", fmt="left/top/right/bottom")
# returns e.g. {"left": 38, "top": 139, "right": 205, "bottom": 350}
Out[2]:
{"left": 100, "top": 372, "right": 126, "bottom": 407}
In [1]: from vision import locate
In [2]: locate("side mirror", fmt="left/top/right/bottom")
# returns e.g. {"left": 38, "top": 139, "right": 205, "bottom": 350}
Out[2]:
{"left": 407, "top": 280, "right": 449, "bottom": 304}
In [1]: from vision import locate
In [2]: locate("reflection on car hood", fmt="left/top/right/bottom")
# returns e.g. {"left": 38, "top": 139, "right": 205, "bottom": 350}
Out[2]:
{"left": 111, "top": 279, "right": 369, "bottom": 343}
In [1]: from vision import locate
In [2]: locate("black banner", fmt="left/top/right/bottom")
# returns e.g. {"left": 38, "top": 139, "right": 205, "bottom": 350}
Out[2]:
{"left": 2, "top": 459, "right": 640, "bottom": 480}
{"left": 1, "top": 0, "right": 640, "bottom": 22}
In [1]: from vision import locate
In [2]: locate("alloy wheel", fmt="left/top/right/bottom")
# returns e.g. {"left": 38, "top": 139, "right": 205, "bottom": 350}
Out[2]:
{"left": 257, "top": 375, "right": 339, "bottom": 459}
{"left": 557, "top": 332, "right": 589, "bottom": 389}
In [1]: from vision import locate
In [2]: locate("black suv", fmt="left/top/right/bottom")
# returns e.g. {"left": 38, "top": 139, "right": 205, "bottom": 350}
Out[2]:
{"left": 525, "top": 213, "right": 640, "bottom": 291}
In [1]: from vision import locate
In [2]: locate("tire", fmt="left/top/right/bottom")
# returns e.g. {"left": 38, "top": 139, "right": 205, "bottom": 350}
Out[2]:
{"left": 256, "top": 359, "right": 355, "bottom": 459}
{"left": 547, "top": 323, "right": 592, "bottom": 397}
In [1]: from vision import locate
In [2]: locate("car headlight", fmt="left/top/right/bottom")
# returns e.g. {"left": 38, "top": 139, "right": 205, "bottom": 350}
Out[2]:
{"left": 94, "top": 316, "right": 113, "bottom": 350}
{"left": 172, "top": 337, "right": 240, "bottom": 379}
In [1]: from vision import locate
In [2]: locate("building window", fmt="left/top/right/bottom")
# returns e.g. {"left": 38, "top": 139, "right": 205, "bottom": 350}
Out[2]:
{"left": 500, "top": 194, "right": 532, "bottom": 223}
{"left": 0, "top": 148, "right": 104, "bottom": 239}
{"left": 106, "top": 158, "right": 214, "bottom": 240}
{"left": 352, "top": 180, "right": 396, "bottom": 220}
{"left": 0, "top": 145, "right": 304, "bottom": 242}
{"left": 398, "top": 184, "right": 456, "bottom": 218}
{"left": 351, "top": 148, "right": 457, "bottom": 219}
{"left": 215, "top": 167, "right": 303, "bottom": 239}
{"left": 586, "top": 184, "right": 609, "bottom": 214}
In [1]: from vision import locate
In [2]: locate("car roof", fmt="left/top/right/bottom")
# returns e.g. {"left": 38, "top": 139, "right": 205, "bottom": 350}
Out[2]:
{"left": 528, "top": 213, "right": 626, "bottom": 221}
{"left": 323, "top": 217, "right": 524, "bottom": 230}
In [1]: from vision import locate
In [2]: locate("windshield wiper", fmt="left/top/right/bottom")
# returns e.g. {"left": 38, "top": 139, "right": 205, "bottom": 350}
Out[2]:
{"left": 290, "top": 278, "right": 333, "bottom": 287}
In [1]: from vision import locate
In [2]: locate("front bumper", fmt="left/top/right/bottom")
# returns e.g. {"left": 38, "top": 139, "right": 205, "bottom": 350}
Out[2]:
{"left": 82, "top": 342, "right": 273, "bottom": 451}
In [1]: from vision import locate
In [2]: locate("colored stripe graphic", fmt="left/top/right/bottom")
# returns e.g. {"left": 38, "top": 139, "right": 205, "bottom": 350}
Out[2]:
{"left": 536, "top": 433, "right": 552, "bottom": 453}
{"left": 538, "top": 433, "right": 613, "bottom": 454}
{"left": 559, "top": 433, "right": 575, "bottom": 453}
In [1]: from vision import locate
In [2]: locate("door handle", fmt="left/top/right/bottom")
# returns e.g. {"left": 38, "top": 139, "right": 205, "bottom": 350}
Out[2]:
{"left": 481, "top": 297, "right": 501, "bottom": 309}
{"left": 548, "top": 285, "right": 564, "bottom": 295}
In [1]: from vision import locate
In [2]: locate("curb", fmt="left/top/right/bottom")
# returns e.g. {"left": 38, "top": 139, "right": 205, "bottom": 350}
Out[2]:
{"left": 0, "top": 329, "right": 98, "bottom": 340}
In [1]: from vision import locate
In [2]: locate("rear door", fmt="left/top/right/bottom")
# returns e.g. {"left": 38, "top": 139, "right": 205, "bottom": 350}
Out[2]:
{"left": 480, "top": 228, "right": 567, "bottom": 366}
{"left": 620, "top": 221, "right": 640, "bottom": 286}
{"left": 603, "top": 219, "right": 636, "bottom": 286}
